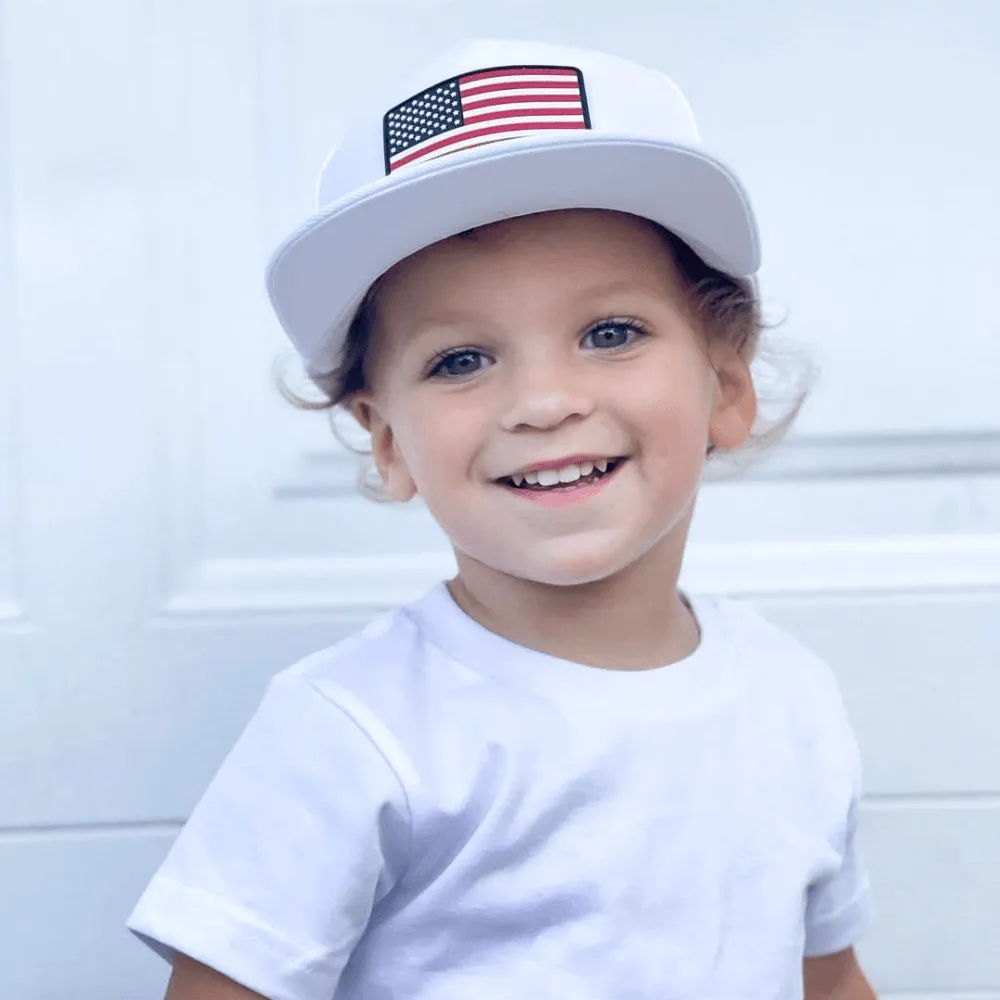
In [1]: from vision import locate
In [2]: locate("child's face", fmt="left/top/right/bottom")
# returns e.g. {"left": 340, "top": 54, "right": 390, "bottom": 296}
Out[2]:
{"left": 350, "top": 209, "right": 755, "bottom": 588}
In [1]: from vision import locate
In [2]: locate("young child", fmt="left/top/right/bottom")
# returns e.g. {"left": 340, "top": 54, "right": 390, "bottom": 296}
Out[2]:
{"left": 128, "top": 38, "right": 877, "bottom": 1000}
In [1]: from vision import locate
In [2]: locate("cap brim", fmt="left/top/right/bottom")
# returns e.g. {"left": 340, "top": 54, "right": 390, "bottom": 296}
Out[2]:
{"left": 266, "top": 133, "right": 759, "bottom": 377}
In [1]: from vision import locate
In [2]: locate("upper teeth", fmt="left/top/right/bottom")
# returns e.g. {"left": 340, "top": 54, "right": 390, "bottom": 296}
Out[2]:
{"left": 511, "top": 458, "right": 610, "bottom": 487}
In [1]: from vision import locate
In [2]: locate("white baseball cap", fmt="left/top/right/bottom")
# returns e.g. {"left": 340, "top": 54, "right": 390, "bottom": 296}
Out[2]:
{"left": 265, "top": 38, "right": 760, "bottom": 379}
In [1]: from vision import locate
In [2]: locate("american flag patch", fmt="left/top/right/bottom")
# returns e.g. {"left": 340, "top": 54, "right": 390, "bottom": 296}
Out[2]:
{"left": 383, "top": 65, "right": 590, "bottom": 174}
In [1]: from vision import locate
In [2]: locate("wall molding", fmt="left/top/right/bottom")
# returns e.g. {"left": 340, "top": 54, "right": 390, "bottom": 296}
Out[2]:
{"left": 275, "top": 431, "right": 1000, "bottom": 500}
{"left": 736, "top": 430, "right": 1000, "bottom": 482}
{"left": 157, "top": 533, "right": 1000, "bottom": 617}
{"left": 275, "top": 447, "right": 360, "bottom": 500}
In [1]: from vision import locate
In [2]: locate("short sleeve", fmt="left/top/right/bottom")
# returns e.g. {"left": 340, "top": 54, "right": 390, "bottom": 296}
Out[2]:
{"left": 126, "top": 670, "right": 412, "bottom": 1000}
{"left": 803, "top": 713, "right": 871, "bottom": 957}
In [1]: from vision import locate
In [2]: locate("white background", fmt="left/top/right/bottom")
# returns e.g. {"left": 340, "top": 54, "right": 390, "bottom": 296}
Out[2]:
{"left": 0, "top": 1, "right": 998, "bottom": 997}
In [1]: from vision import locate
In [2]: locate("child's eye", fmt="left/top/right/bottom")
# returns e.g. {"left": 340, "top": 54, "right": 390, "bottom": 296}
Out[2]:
{"left": 582, "top": 317, "right": 648, "bottom": 351}
{"left": 427, "top": 348, "right": 493, "bottom": 380}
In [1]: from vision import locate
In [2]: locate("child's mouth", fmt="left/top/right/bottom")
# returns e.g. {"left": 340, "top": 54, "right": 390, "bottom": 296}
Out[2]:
{"left": 497, "top": 457, "right": 628, "bottom": 494}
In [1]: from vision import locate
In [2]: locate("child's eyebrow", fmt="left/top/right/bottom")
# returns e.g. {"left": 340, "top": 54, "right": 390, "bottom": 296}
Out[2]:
{"left": 411, "top": 279, "right": 655, "bottom": 326}
{"left": 390, "top": 278, "right": 664, "bottom": 351}
{"left": 395, "top": 309, "right": 498, "bottom": 343}
{"left": 570, "top": 278, "right": 662, "bottom": 302}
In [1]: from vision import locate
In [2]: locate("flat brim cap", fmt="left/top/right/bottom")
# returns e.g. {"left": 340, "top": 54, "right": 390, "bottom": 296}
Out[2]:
{"left": 266, "top": 38, "right": 760, "bottom": 379}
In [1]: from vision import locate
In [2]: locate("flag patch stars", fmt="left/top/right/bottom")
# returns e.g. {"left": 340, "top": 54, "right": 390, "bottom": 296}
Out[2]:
{"left": 386, "top": 81, "right": 464, "bottom": 161}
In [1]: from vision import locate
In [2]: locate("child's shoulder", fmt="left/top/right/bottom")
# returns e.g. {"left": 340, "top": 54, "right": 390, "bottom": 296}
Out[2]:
{"left": 705, "top": 594, "right": 849, "bottom": 708}
{"left": 269, "top": 584, "right": 487, "bottom": 730}
{"left": 277, "top": 598, "right": 434, "bottom": 699}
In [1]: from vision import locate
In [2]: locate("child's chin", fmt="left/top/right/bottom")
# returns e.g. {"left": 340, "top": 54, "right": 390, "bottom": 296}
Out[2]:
{"left": 499, "top": 548, "right": 637, "bottom": 589}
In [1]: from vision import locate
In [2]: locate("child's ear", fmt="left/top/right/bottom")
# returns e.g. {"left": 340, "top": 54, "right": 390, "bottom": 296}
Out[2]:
{"left": 347, "top": 393, "right": 418, "bottom": 502}
{"left": 708, "top": 344, "right": 757, "bottom": 453}
{"left": 346, "top": 393, "right": 375, "bottom": 433}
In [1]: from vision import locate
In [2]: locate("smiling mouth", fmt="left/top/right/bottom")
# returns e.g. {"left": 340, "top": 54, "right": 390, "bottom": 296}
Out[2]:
{"left": 498, "top": 457, "right": 628, "bottom": 492}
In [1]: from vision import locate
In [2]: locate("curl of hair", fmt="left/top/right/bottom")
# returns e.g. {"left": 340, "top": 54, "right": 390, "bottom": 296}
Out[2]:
{"left": 275, "top": 221, "right": 816, "bottom": 501}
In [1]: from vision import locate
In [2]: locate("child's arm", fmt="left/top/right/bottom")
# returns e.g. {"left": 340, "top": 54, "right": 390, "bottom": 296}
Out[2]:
{"left": 803, "top": 947, "right": 878, "bottom": 1000}
{"left": 126, "top": 671, "right": 412, "bottom": 999}
{"left": 164, "top": 953, "right": 267, "bottom": 1000}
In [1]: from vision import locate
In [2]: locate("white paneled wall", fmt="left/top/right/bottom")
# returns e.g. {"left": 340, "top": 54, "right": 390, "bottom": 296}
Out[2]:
{"left": 0, "top": 1, "right": 997, "bottom": 998}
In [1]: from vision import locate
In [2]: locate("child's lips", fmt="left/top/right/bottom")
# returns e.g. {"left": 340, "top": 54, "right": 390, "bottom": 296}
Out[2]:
{"left": 497, "top": 457, "right": 628, "bottom": 506}
{"left": 504, "top": 454, "right": 620, "bottom": 480}
{"left": 493, "top": 455, "right": 628, "bottom": 486}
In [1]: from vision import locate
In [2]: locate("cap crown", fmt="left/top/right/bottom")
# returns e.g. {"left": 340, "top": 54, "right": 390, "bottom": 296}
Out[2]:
{"left": 317, "top": 38, "right": 702, "bottom": 210}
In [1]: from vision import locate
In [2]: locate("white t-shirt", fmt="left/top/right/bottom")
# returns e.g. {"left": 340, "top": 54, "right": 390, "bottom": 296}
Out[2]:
{"left": 127, "top": 584, "right": 870, "bottom": 1000}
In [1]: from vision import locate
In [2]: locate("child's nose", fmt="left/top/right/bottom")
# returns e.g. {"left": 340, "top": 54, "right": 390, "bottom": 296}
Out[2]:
{"left": 497, "top": 363, "right": 597, "bottom": 432}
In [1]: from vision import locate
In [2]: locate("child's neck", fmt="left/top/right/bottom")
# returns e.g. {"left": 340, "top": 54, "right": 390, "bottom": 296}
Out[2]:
{"left": 447, "top": 539, "right": 700, "bottom": 672}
